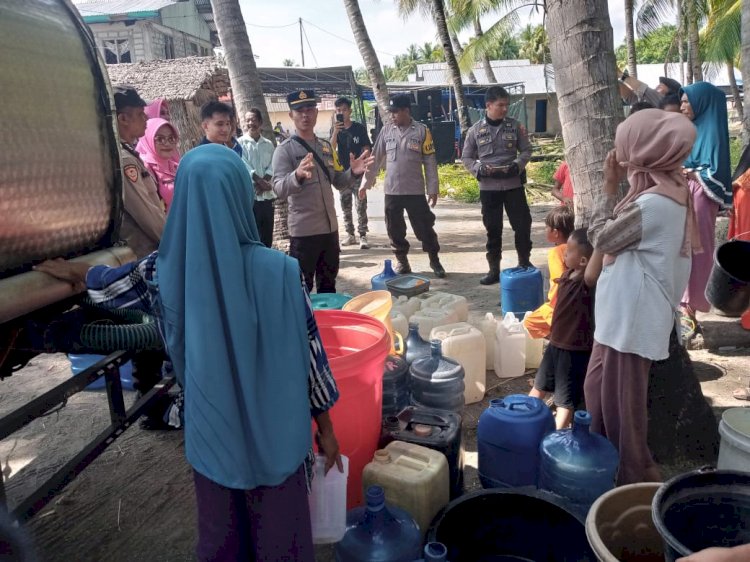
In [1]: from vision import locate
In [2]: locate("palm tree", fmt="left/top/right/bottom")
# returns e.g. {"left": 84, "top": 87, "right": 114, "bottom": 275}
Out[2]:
{"left": 518, "top": 24, "right": 550, "bottom": 64}
{"left": 702, "top": 0, "right": 741, "bottom": 120}
{"left": 210, "top": 0, "right": 273, "bottom": 141}
{"left": 449, "top": 31, "right": 478, "bottom": 83}
{"left": 546, "top": 0, "right": 623, "bottom": 227}
{"left": 625, "top": 0, "right": 638, "bottom": 77}
{"left": 473, "top": 18, "right": 498, "bottom": 82}
{"left": 342, "top": 0, "right": 391, "bottom": 119}
{"left": 398, "top": 0, "right": 471, "bottom": 137}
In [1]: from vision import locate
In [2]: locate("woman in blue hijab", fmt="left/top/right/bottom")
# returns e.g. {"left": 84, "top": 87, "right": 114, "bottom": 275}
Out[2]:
{"left": 36, "top": 144, "right": 342, "bottom": 560}
{"left": 679, "top": 81, "right": 732, "bottom": 323}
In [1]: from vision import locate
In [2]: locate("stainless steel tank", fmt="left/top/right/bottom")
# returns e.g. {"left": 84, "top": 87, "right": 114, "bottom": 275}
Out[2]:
{"left": 0, "top": 0, "right": 122, "bottom": 279}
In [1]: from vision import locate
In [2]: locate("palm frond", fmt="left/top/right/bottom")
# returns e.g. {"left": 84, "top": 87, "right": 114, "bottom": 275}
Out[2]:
{"left": 448, "top": 0, "right": 537, "bottom": 33}
{"left": 701, "top": 0, "right": 740, "bottom": 62}
{"left": 636, "top": 0, "right": 677, "bottom": 36}
{"left": 397, "top": 0, "right": 432, "bottom": 19}
{"left": 458, "top": 12, "right": 520, "bottom": 71}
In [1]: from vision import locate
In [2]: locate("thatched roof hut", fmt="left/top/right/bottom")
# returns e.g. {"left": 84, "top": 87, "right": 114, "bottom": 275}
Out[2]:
{"left": 106, "top": 57, "right": 230, "bottom": 152}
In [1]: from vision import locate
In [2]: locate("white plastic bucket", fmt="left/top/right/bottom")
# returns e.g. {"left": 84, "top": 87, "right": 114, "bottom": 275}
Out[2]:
{"left": 309, "top": 454, "right": 349, "bottom": 544}
{"left": 718, "top": 407, "right": 750, "bottom": 472}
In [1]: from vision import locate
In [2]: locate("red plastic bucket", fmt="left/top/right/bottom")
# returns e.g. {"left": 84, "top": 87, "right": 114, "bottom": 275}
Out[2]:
{"left": 314, "top": 310, "right": 390, "bottom": 507}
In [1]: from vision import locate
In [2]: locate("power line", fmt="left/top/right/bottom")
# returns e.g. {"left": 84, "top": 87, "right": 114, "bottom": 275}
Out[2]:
{"left": 301, "top": 18, "right": 398, "bottom": 59}
{"left": 246, "top": 21, "right": 299, "bottom": 29}
{"left": 301, "top": 22, "right": 319, "bottom": 67}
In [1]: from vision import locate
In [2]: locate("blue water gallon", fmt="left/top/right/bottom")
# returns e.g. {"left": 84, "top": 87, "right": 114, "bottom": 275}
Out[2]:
{"left": 404, "top": 322, "right": 431, "bottom": 366}
{"left": 371, "top": 259, "right": 399, "bottom": 291}
{"left": 335, "top": 485, "right": 422, "bottom": 562}
{"left": 68, "top": 353, "right": 134, "bottom": 391}
{"left": 477, "top": 395, "right": 554, "bottom": 488}
{"left": 500, "top": 266, "right": 544, "bottom": 317}
{"left": 414, "top": 542, "right": 449, "bottom": 562}
{"left": 538, "top": 410, "right": 619, "bottom": 516}
{"left": 410, "top": 340, "right": 465, "bottom": 413}
{"left": 382, "top": 355, "right": 410, "bottom": 417}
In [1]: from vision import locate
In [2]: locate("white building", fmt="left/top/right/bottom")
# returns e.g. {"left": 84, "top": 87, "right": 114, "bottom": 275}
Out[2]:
{"left": 72, "top": 0, "right": 217, "bottom": 64}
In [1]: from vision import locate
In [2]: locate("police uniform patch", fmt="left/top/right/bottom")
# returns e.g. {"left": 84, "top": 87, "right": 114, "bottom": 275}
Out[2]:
{"left": 507, "top": 142, "right": 514, "bottom": 148}
{"left": 519, "top": 124, "right": 528, "bottom": 135}
{"left": 407, "top": 139, "right": 421, "bottom": 152}
{"left": 503, "top": 133, "right": 515, "bottom": 140}
{"left": 321, "top": 144, "right": 331, "bottom": 154}
{"left": 478, "top": 136, "right": 492, "bottom": 145}
{"left": 479, "top": 127, "right": 488, "bottom": 134}
{"left": 124, "top": 165, "right": 139, "bottom": 183}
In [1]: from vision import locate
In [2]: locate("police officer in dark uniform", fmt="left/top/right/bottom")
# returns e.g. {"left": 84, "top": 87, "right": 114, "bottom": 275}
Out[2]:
{"left": 462, "top": 86, "right": 533, "bottom": 285}
{"left": 359, "top": 94, "right": 445, "bottom": 278}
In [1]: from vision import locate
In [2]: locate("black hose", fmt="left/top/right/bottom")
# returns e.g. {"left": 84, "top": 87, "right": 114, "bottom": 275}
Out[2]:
{"left": 79, "top": 300, "right": 163, "bottom": 351}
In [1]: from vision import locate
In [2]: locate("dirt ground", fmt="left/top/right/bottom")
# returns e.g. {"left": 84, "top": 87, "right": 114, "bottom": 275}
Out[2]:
{"left": 4, "top": 188, "right": 749, "bottom": 561}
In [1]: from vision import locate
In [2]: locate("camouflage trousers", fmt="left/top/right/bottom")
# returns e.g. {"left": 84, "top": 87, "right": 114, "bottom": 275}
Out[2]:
{"left": 339, "top": 187, "right": 368, "bottom": 237}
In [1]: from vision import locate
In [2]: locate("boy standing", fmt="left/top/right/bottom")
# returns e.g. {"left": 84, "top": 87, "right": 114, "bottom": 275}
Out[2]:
{"left": 530, "top": 228, "right": 595, "bottom": 429}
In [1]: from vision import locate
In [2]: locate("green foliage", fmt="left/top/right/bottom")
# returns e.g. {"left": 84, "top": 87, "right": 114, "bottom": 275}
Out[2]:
{"left": 615, "top": 25, "right": 683, "bottom": 67}
{"left": 730, "top": 136, "right": 743, "bottom": 172}
{"left": 518, "top": 24, "right": 549, "bottom": 64}
{"left": 526, "top": 159, "right": 558, "bottom": 186}
{"left": 438, "top": 164, "right": 480, "bottom": 202}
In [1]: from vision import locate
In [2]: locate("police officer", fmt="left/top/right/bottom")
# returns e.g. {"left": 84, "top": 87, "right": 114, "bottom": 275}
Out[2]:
{"left": 462, "top": 86, "right": 533, "bottom": 285}
{"left": 113, "top": 85, "right": 169, "bottom": 429}
{"left": 359, "top": 94, "right": 445, "bottom": 278}
{"left": 114, "top": 85, "right": 166, "bottom": 258}
{"left": 272, "top": 89, "right": 373, "bottom": 293}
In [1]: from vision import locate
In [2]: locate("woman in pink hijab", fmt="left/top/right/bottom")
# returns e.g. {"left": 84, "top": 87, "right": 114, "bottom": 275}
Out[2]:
{"left": 136, "top": 118, "right": 180, "bottom": 211}
{"left": 583, "top": 109, "right": 699, "bottom": 485}
{"left": 144, "top": 98, "right": 170, "bottom": 120}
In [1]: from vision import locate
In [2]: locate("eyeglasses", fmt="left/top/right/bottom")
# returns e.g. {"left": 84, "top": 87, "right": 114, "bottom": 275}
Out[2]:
{"left": 154, "top": 135, "right": 178, "bottom": 145}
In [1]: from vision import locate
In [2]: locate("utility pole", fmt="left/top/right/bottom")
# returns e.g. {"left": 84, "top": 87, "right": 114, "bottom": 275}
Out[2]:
{"left": 299, "top": 18, "right": 305, "bottom": 67}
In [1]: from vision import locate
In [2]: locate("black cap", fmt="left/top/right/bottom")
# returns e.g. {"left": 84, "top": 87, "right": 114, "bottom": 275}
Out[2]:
{"left": 287, "top": 89, "right": 318, "bottom": 110}
{"left": 388, "top": 94, "right": 412, "bottom": 111}
{"left": 113, "top": 85, "right": 147, "bottom": 112}
{"left": 658, "top": 76, "right": 682, "bottom": 95}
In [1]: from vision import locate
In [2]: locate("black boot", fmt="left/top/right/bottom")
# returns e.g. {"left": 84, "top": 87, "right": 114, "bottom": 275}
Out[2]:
{"left": 480, "top": 257, "right": 501, "bottom": 285}
{"left": 429, "top": 255, "right": 446, "bottom": 278}
{"left": 395, "top": 256, "right": 411, "bottom": 274}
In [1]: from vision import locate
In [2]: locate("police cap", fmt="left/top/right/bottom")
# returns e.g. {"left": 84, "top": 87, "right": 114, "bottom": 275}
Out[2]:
{"left": 113, "top": 85, "right": 147, "bottom": 113}
{"left": 287, "top": 89, "right": 318, "bottom": 110}
{"left": 388, "top": 94, "right": 412, "bottom": 112}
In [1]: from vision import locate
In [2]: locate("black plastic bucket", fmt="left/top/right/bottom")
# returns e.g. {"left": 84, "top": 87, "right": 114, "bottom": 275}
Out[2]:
{"left": 705, "top": 240, "right": 750, "bottom": 315}
{"left": 652, "top": 469, "right": 750, "bottom": 561}
{"left": 427, "top": 487, "right": 594, "bottom": 561}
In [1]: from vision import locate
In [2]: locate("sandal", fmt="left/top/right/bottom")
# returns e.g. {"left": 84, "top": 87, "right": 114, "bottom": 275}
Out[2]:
{"left": 733, "top": 387, "right": 750, "bottom": 401}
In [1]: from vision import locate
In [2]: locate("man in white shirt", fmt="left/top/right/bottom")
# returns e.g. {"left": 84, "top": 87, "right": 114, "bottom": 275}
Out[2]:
{"left": 239, "top": 108, "right": 276, "bottom": 247}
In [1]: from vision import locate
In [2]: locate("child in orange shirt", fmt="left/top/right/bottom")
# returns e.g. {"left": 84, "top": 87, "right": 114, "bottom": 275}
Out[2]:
{"left": 523, "top": 205, "right": 575, "bottom": 339}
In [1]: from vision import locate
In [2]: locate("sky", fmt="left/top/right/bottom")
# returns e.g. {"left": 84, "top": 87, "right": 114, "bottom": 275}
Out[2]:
{"left": 238, "top": 1, "right": 628, "bottom": 69}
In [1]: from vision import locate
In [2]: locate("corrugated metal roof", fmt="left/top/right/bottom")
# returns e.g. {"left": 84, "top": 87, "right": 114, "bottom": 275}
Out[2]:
{"left": 418, "top": 63, "right": 554, "bottom": 95}
{"left": 73, "top": 0, "right": 179, "bottom": 17}
{"left": 416, "top": 60, "right": 741, "bottom": 95}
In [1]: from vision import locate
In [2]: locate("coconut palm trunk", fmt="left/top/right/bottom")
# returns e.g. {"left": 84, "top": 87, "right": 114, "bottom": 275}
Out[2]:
{"left": 625, "top": 0, "right": 638, "bottom": 77}
{"left": 546, "top": 0, "right": 623, "bottom": 227}
{"left": 473, "top": 18, "right": 497, "bottom": 83}
{"left": 677, "top": 1, "right": 686, "bottom": 85}
{"left": 450, "top": 30, "right": 478, "bottom": 84}
{"left": 210, "top": 0, "right": 273, "bottom": 141}
{"left": 727, "top": 60, "right": 744, "bottom": 125}
{"left": 430, "top": 0, "right": 471, "bottom": 137}
{"left": 343, "top": 0, "right": 391, "bottom": 119}
{"left": 687, "top": 4, "right": 703, "bottom": 81}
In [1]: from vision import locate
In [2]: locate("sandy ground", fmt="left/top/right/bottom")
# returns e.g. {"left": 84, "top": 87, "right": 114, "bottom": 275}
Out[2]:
{"left": 3, "top": 187, "right": 747, "bottom": 561}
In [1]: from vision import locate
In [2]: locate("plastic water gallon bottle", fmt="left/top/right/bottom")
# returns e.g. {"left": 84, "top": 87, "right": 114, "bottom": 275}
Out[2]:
{"left": 309, "top": 454, "right": 349, "bottom": 544}
{"left": 494, "top": 312, "right": 526, "bottom": 378}
{"left": 382, "top": 355, "right": 410, "bottom": 417}
{"left": 405, "top": 322, "right": 431, "bottom": 365}
{"left": 538, "top": 410, "right": 619, "bottom": 516}
{"left": 372, "top": 259, "right": 399, "bottom": 291}
{"left": 410, "top": 340, "right": 465, "bottom": 413}
{"left": 335, "top": 485, "right": 422, "bottom": 562}
{"left": 414, "top": 542, "right": 449, "bottom": 561}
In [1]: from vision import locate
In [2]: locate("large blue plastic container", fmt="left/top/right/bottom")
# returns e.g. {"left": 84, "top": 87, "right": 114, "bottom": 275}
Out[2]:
{"left": 310, "top": 293, "right": 352, "bottom": 310}
{"left": 371, "top": 259, "right": 399, "bottom": 291}
{"left": 500, "top": 266, "right": 544, "bottom": 317}
{"left": 404, "top": 323, "right": 431, "bottom": 366}
{"left": 477, "top": 395, "right": 554, "bottom": 488}
{"left": 335, "top": 485, "right": 422, "bottom": 562}
{"left": 382, "top": 355, "right": 410, "bottom": 417}
{"left": 538, "top": 410, "right": 619, "bottom": 517}
{"left": 410, "top": 340, "right": 465, "bottom": 413}
{"left": 68, "top": 353, "right": 134, "bottom": 391}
